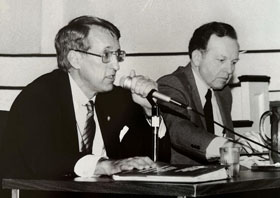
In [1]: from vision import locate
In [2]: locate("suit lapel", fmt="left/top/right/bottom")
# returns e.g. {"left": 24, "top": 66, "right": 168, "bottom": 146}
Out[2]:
{"left": 183, "top": 65, "right": 207, "bottom": 129}
{"left": 95, "top": 91, "right": 121, "bottom": 158}
{"left": 215, "top": 89, "right": 234, "bottom": 138}
{"left": 56, "top": 70, "right": 80, "bottom": 153}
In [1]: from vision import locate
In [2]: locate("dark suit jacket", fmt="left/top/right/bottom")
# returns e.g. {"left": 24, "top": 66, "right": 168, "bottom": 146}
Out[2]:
{"left": 157, "top": 63, "right": 234, "bottom": 165}
{"left": 1, "top": 69, "right": 169, "bottom": 179}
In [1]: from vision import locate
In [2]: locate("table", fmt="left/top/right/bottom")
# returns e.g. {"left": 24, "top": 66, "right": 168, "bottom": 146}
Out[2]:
{"left": 3, "top": 169, "right": 280, "bottom": 198}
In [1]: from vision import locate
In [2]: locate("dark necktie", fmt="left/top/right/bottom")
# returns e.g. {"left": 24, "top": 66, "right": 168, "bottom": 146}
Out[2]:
{"left": 81, "top": 100, "right": 96, "bottom": 153}
{"left": 203, "top": 89, "right": 214, "bottom": 134}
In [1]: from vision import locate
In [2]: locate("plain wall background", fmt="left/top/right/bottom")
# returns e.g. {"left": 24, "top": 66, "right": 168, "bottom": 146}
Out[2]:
{"left": 0, "top": 0, "right": 280, "bottom": 88}
{"left": 0, "top": 0, "right": 279, "bottom": 113}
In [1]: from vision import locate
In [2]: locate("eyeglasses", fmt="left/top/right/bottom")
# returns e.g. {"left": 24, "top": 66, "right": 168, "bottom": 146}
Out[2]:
{"left": 70, "top": 49, "right": 126, "bottom": 63}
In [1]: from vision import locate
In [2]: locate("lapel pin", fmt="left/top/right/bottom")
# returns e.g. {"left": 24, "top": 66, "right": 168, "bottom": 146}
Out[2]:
{"left": 107, "top": 116, "right": 111, "bottom": 121}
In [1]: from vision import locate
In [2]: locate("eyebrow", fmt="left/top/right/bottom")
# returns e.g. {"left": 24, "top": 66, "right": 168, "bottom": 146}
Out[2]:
{"left": 219, "top": 55, "right": 239, "bottom": 61}
{"left": 103, "top": 46, "right": 120, "bottom": 51}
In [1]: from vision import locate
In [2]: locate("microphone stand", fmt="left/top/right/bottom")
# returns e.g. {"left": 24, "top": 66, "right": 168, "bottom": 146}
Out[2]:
{"left": 147, "top": 90, "right": 160, "bottom": 162}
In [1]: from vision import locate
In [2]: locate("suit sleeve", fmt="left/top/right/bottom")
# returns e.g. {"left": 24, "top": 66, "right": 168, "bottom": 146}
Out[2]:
{"left": 3, "top": 87, "right": 83, "bottom": 179}
{"left": 157, "top": 75, "right": 217, "bottom": 162}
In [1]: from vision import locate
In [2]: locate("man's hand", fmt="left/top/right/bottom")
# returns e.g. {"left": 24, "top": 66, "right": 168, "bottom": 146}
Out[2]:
{"left": 94, "top": 156, "right": 156, "bottom": 176}
{"left": 125, "top": 70, "right": 157, "bottom": 117}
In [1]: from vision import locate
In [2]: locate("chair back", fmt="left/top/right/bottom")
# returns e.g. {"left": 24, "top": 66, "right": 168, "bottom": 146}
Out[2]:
{"left": 0, "top": 111, "right": 9, "bottom": 145}
{"left": 0, "top": 110, "right": 9, "bottom": 197}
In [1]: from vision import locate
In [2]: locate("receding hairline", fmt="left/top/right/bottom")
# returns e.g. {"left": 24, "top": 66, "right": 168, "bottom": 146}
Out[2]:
{"left": 87, "top": 24, "right": 119, "bottom": 39}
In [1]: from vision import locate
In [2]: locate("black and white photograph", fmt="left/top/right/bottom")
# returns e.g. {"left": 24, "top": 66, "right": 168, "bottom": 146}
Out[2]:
{"left": 0, "top": 0, "right": 280, "bottom": 198}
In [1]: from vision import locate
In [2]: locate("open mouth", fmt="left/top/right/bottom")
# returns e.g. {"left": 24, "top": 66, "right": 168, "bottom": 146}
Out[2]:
{"left": 106, "top": 74, "right": 115, "bottom": 81}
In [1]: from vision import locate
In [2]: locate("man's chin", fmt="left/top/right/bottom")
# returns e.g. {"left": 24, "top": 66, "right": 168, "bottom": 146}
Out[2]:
{"left": 98, "top": 84, "right": 114, "bottom": 93}
{"left": 106, "top": 84, "right": 114, "bottom": 91}
{"left": 213, "top": 83, "right": 227, "bottom": 90}
{"left": 212, "top": 79, "right": 230, "bottom": 90}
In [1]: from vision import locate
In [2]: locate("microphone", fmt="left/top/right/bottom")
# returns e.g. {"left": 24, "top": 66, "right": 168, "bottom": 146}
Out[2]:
{"left": 120, "top": 76, "right": 189, "bottom": 109}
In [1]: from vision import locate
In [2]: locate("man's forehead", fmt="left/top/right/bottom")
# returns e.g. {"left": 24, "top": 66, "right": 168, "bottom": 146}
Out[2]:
{"left": 88, "top": 25, "right": 117, "bottom": 40}
{"left": 87, "top": 25, "right": 120, "bottom": 49}
{"left": 205, "top": 35, "right": 239, "bottom": 55}
{"left": 206, "top": 34, "right": 238, "bottom": 48}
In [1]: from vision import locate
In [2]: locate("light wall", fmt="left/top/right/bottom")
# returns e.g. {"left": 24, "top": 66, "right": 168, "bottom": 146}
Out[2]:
{"left": 0, "top": 0, "right": 279, "bottom": 90}
{"left": 0, "top": 0, "right": 280, "bottom": 111}
{"left": 0, "top": 0, "right": 42, "bottom": 53}
{"left": 2, "top": 0, "right": 280, "bottom": 52}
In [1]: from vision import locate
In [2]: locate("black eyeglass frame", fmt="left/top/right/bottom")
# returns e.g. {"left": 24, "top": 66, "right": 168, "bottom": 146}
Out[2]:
{"left": 70, "top": 49, "right": 126, "bottom": 63}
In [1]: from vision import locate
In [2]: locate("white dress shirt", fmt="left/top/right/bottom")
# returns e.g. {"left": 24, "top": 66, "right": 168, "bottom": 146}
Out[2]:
{"left": 192, "top": 68, "right": 227, "bottom": 159}
{"left": 68, "top": 74, "right": 107, "bottom": 177}
{"left": 68, "top": 74, "right": 166, "bottom": 177}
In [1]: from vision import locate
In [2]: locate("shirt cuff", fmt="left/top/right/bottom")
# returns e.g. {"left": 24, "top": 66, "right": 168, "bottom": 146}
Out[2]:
{"left": 206, "top": 137, "right": 227, "bottom": 160}
{"left": 74, "top": 155, "right": 100, "bottom": 177}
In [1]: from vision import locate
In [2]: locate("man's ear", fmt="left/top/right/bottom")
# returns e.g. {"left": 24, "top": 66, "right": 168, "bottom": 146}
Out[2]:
{"left": 67, "top": 50, "right": 81, "bottom": 69}
{"left": 191, "top": 49, "right": 202, "bottom": 67}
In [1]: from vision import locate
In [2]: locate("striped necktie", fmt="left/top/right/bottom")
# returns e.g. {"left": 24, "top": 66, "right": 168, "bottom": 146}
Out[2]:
{"left": 81, "top": 100, "right": 96, "bottom": 153}
{"left": 203, "top": 89, "right": 214, "bottom": 134}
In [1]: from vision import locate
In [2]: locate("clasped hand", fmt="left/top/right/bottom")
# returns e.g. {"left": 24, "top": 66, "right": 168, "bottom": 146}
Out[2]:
{"left": 123, "top": 70, "right": 157, "bottom": 117}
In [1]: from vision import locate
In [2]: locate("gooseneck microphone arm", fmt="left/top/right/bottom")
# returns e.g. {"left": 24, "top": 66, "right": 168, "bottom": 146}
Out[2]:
{"left": 157, "top": 94, "right": 280, "bottom": 156}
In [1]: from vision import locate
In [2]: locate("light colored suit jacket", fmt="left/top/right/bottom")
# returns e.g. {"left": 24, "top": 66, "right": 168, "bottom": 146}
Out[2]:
{"left": 157, "top": 63, "right": 234, "bottom": 165}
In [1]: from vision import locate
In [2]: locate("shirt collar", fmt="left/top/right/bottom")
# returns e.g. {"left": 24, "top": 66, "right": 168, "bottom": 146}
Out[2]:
{"left": 191, "top": 67, "right": 211, "bottom": 100}
{"left": 68, "top": 73, "right": 96, "bottom": 106}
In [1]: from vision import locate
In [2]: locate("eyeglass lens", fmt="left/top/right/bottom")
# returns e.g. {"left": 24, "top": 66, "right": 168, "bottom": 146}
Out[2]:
{"left": 102, "top": 50, "right": 125, "bottom": 63}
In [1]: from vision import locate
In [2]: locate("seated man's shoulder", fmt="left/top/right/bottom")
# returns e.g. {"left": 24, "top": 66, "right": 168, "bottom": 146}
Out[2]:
{"left": 12, "top": 69, "right": 65, "bottom": 108}
{"left": 21, "top": 69, "right": 63, "bottom": 92}
{"left": 157, "top": 66, "right": 186, "bottom": 84}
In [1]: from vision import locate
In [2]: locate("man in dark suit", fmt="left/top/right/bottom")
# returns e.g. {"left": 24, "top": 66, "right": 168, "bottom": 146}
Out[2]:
{"left": 157, "top": 22, "right": 240, "bottom": 165}
{"left": 1, "top": 15, "right": 169, "bottom": 181}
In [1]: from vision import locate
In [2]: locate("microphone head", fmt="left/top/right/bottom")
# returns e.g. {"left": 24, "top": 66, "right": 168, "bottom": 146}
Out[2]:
{"left": 120, "top": 76, "right": 132, "bottom": 89}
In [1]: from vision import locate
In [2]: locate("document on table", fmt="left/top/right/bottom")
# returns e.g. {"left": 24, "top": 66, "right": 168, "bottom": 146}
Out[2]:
{"left": 112, "top": 163, "right": 228, "bottom": 183}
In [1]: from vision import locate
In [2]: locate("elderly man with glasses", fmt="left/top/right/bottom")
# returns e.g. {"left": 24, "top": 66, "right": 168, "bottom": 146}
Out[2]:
{"left": 1, "top": 15, "right": 169, "bottom": 184}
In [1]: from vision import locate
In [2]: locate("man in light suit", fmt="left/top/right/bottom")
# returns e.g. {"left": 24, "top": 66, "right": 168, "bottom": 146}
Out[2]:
{"left": 1, "top": 15, "right": 169, "bottom": 183}
{"left": 157, "top": 22, "right": 240, "bottom": 165}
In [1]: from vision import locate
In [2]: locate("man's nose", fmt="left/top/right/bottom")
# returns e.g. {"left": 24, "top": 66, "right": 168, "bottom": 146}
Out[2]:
{"left": 110, "top": 55, "right": 120, "bottom": 71}
{"left": 225, "top": 61, "right": 235, "bottom": 74}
